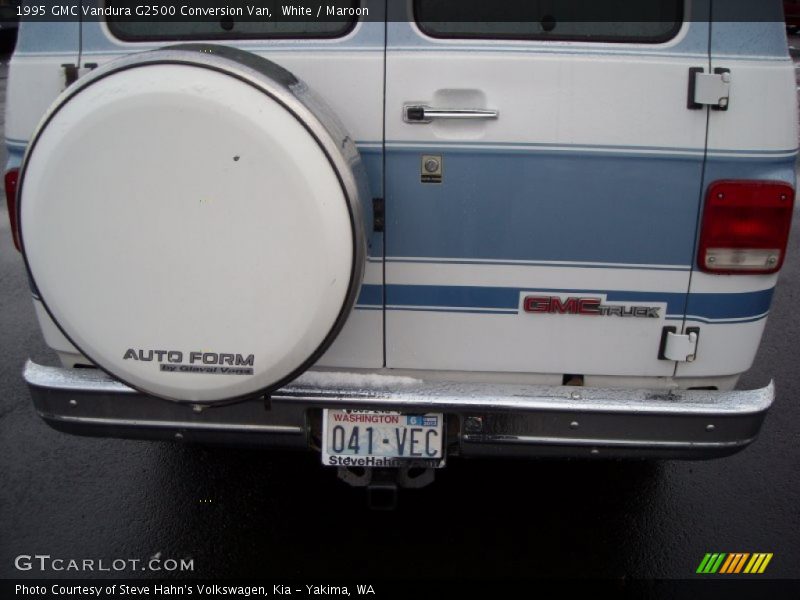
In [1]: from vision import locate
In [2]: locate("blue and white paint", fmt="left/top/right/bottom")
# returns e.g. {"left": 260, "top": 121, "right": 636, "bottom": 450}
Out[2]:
{"left": 6, "top": 1, "right": 797, "bottom": 386}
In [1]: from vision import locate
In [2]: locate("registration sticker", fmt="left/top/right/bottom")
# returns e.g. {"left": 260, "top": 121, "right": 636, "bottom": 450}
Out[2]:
{"left": 322, "top": 409, "right": 445, "bottom": 468}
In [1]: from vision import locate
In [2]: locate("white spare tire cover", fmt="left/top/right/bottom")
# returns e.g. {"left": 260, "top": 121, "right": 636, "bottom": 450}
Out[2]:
{"left": 19, "top": 45, "right": 367, "bottom": 404}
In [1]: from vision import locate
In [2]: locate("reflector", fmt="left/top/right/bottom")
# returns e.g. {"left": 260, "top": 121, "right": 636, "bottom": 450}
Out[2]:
{"left": 4, "top": 168, "right": 19, "bottom": 251}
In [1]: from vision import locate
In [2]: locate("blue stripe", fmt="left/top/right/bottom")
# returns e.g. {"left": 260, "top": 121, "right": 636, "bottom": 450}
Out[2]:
{"left": 704, "top": 155, "right": 796, "bottom": 185}
{"left": 388, "top": 285, "right": 522, "bottom": 311}
{"left": 386, "top": 148, "right": 704, "bottom": 265}
{"left": 685, "top": 314, "right": 768, "bottom": 325}
{"left": 686, "top": 288, "right": 774, "bottom": 322}
{"left": 385, "top": 284, "right": 774, "bottom": 322}
{"left": 356, "top": 284, "right": 383, "bottom": 307}
{"left": 355, "top": 144, "right": 382, "bottom": 152}
{"left": 386, "top": 147, "right": 797, "bottom": 266}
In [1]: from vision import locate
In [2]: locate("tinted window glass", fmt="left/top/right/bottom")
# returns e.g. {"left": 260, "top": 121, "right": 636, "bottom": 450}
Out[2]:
{"left": 414, "top": 0, "right": 683, "bottom": 43}
{"left": 108, "top": 1, "right": 359, "bottom": 41}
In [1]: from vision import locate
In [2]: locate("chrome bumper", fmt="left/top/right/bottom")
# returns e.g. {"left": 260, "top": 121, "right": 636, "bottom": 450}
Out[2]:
{"left": 24, "top": 360, "right": 775, "bottom": 459}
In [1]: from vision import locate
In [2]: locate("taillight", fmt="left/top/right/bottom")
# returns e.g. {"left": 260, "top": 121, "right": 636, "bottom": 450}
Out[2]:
{"left": 698, "top": 180, "right": 794, "bottom": 274}
{"left": 4, "top": 168, "right": 20, "bottom": 251}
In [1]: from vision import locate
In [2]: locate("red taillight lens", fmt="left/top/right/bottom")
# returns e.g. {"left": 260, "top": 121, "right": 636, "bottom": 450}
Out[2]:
{"left": 4, "top": 168, "right": 20, "bottom": 251}
{"left": 698, "top": 180, "right": 795, "bottom": 274}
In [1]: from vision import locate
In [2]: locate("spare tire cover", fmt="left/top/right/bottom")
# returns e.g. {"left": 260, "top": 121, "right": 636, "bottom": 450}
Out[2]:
{"left": 19, "top": 46, "right": 366, "bottom": 404}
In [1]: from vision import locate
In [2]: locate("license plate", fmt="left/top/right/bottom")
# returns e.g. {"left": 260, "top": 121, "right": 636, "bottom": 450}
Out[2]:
{"left": 322, "top": 409, "right": 445, "bottom": 468}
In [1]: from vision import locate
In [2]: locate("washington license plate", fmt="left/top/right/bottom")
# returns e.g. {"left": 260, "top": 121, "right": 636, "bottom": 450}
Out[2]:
{"left": 322, "top": 409, "right": 445, "bottom": 468}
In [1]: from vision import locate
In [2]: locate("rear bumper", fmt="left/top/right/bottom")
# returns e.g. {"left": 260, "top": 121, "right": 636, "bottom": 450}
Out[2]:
{"left": 24, "top": 360, "right": 774, "bottom": 460}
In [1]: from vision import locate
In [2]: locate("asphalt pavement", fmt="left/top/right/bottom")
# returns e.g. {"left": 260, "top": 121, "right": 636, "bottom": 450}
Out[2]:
{"left": 0, "top": 44, "right": 799, "bottom": 585}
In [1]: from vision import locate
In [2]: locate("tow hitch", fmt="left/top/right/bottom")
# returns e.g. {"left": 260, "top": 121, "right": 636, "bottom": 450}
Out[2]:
{"left": 337, "top": 466, "right": 436, "bottom": 510}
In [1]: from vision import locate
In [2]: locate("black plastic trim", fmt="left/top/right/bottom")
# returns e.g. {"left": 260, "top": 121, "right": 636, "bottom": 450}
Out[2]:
{"left": 687, "top": 66, "right": 704, "bottom": 110}
{"left": 372, "top": 198, "right": 384, "bottom": 232}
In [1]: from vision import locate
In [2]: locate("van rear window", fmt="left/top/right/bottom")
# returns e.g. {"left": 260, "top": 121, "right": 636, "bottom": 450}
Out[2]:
{"left": 107, "top": 1, "right": 359, "bottom": 41}
{"left": 414, "top": 0, "right": 683, "bottom": 43}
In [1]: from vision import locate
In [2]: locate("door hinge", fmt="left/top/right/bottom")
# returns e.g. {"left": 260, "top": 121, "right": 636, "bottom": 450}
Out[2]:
{"left": 688, "top": 67, "right": 730, "bottom": 111}
{"left": 62, "top": 63, "right": 98, "bottom": 88}
{"left": 372, "top": 198, "right": 384, "bottom": 232}
{"left": 659, "top": 326, "right": 700, "bottom": 362}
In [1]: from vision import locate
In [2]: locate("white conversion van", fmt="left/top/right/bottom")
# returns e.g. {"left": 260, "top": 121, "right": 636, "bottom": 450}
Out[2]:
{"left": 4, "top": 1, "right": 797, "bottom": 496}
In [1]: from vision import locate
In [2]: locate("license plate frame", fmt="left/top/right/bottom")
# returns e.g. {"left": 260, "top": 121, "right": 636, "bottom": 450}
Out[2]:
{"left": 321, "top": 409, "right": 446, "bottom": 468}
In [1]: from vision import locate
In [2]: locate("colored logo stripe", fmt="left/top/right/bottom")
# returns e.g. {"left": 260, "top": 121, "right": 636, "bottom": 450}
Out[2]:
{"left": 719, "top": 553, "right": 750, "bottom": 573}
{"left": 697, "top": 553, "right": 773, "bottom": 574}
{"left": 744, "top": 553, "right": 773, "bottom": 574}
{"left": 385, "top": 284, "right": 774, "bottom": 322}
{"left": 697, "top": 553, "right": 726, "bottom": 574}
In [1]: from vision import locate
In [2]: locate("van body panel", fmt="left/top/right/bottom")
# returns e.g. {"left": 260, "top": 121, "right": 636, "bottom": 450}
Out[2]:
{"left": 384, "top": 15, "right": 712, "bottom": 375}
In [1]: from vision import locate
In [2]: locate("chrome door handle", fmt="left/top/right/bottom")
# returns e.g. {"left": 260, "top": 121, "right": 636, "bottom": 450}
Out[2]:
{"left": 403, "top": 104, "right": 499, "bottom": 124}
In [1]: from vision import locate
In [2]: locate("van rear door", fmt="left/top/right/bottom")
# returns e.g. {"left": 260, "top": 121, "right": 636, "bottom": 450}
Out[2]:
{"left": 384, "top": 1, "right": 710, "bottom": 377}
